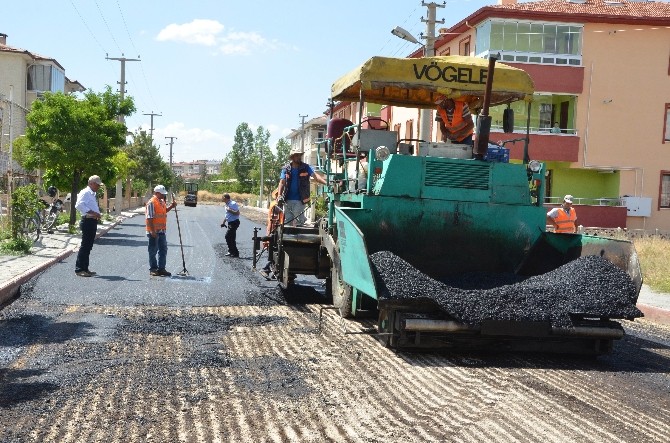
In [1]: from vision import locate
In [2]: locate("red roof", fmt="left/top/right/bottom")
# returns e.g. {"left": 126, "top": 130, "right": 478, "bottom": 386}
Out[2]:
{"left": 0, "top": 43, "right": 65, "bottom": 70}
{"left": 435, "top": 0, "right": 670, "bottom": 49}
{"left": 493, "top": 0, "right": 670, "bottom": 18}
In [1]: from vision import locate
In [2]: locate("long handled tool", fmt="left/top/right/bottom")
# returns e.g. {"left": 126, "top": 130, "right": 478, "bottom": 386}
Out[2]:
{"left": 172, "top": 193, "right": 189, "bottom": 276}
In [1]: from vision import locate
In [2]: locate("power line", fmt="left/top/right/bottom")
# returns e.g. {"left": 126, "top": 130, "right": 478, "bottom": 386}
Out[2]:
{"left": 113, "top": 0, "right": 158, "bottom": 110}
{"left": 137, "top": 61, "right": 159, "bottom": 111}
{"left": 94, "top": 0, "right": 123, "bottom": 53}
{"left": 115, "top": 0, "right": 139, "bottom": 55}
{"left": 68, "top": 0, "right": 107, "bottom": 54}
{"left": 378, "top": 4, "right": 421, "bottom": 55}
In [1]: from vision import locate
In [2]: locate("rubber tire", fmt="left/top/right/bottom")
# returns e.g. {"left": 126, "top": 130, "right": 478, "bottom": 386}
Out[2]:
{"left": 331, "top": 263, "right": 352, "bottom": 318}
{"left": 23, "top": 217, "right": 40, "bottom": 242}
{"left": 324, "top": 276, "right": 333, "bottom": 304}
{"left": 43, "top": 209, "right": 58, "bottom": 230}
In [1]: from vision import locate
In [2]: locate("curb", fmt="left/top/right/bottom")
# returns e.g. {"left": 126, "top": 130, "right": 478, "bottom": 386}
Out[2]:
{"left": 636, "top": 303, "right": 670, "bottom": 326}
{"left": 0, "top": 211, "right": 139, "bottom": 308}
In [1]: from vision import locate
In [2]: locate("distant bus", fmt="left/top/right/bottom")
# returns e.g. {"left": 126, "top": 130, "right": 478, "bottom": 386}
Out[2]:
{"left": 184, "top": 182, "right": 198, "bottom": 207}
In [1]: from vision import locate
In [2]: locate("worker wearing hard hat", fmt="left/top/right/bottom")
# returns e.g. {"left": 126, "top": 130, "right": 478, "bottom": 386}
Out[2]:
{"left": 146, "top": 185, "right": 177, "bottom": 276}
{"left": 547, "top": 195, "right": 578, "bottom": 233}
{"left": 436, "top": 97, "right": 475, "bottom": 145}
{"left": 276, "top": 146, "right": 327, "bottom": 226}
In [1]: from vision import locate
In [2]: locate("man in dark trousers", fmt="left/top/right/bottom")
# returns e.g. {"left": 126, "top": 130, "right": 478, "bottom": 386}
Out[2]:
{"left": 146, "top": 185, "right": 177, "bottom": 276}
{"left": 74, "top": 175, "right": 103, "bottom": 277}
{"left": 222, "top": 193, "right": 240, "bottom": 257}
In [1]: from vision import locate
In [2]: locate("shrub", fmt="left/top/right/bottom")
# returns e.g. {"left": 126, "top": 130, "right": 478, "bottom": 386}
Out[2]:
{"left": 10, "top": 184, "right": 43, "bottom": 240}
{"left": 0, "top": 236, "right": 33, "bottom": 254}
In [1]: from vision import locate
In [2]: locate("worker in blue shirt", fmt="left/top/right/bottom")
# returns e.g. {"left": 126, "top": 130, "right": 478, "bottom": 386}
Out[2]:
{"left": 277, "top": 147, "right": 327, "bottom": 226}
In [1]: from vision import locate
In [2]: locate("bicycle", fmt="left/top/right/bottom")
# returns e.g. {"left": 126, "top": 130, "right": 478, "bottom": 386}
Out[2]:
{"left": 20, "top": 187, "right": 65, "bottom": 243}
{"left": 41, "top": 186, "right": 65, "bottom": 231}
{"left": 21, "top": 207, "right": 43, "bottom": 243}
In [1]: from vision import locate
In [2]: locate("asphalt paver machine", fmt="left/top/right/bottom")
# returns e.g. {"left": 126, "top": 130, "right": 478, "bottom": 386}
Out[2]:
{"left": 253, "top": 55, "right": 642, "bottom": 354}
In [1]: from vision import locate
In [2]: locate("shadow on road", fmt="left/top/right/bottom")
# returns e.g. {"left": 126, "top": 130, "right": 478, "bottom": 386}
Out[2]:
{"left": 94, "top": 275, "right": 142, "bottom": 282}
{"left": 0, "top": 368, "right": 59, "bottom": 408}
{"left": 0, "top": 314, "right": 95, "bottom": 347}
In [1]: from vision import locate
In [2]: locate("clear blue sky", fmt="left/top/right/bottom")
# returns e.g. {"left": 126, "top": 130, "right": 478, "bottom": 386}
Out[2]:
{"left": 2, "top": 0, "right": 493, "bottom": 162}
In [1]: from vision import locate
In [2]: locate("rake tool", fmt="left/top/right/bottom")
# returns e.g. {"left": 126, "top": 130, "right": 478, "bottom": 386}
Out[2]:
{"left": 172, "top": 193, "right": 189, "bottom": 276}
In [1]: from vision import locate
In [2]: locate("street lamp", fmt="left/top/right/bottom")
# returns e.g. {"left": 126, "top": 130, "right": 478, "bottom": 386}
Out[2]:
{"left": 390, "top": 26, "right": 431, "bottom": 143}
{"left": 391, "top": 26, "right": 421, "bottom": 45}
{"left": 391, "top": 2, "right": 444, "bottom": 144}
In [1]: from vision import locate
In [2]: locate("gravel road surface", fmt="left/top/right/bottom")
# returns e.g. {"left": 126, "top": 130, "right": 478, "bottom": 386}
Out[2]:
{"left": 1, "top": 205, "right": 670, "bottom": 443}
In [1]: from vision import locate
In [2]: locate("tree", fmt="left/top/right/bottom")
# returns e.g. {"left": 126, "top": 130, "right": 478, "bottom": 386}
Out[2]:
{"left": 249, "top": 126, "right": 275, "bottom": 198}
{"left": 229, "top": 123, "right": 254, "bottom": 193}
{"left": 22, "top": 87, "right": 135, "bottom": 225}
{"left": 265, "top": 138, "right": 291, "bottom": 193}
{"left": 124, "top": 129, "right": 169, "bottom": 192}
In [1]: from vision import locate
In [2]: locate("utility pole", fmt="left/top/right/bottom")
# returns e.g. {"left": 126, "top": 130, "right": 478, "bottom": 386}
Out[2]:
{"left": 106, "top": 54, "right": 140, "bottom": 124}
{"left": 259, "top": 141, "right": 264, "bottom": 207}
{"left": 107, "top": 54, "right": 140, "bottom": 212}
{"left": 7, "top": 86, "right": 13, "bottom": 215}
{"left": 419, "top": 2, "right": 445, "bottom": 143}
{"left": 165, "top": 136, "right": 177, "bottom": 200}
{"left": 143, "top": 111, "right": 162, "bottom": 141}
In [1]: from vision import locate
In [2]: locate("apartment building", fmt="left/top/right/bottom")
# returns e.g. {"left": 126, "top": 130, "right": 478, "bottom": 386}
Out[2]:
{"left": 286, "top": 116, "right": 328, "bottom": 167}
{"left": 0, "top": 33, "right": 84, "bottom": 182}
{"left": 172, "top": 160, "right": 221, "bottom": 180}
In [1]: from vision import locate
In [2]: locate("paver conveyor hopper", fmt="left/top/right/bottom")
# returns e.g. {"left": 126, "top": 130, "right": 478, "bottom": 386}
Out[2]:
{"left": 253, "top": 55, "right": 642, "bottom": 354}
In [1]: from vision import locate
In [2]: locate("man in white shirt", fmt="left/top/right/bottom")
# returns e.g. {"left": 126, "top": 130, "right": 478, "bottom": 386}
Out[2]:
{"left": 222, "top": 193, "right": 240, "bottom": 257}
{"left": 74, "top": 175, "right": 103, "bottom": 277}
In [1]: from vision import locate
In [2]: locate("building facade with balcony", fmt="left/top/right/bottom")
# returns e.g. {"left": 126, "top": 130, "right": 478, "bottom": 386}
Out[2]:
{"left": 172, "top": 160, "right": 222, "bottom": 180}
{"left": 0, "top": 33, "right": 84, "bottom": 186}
{"left": 286, "top": 116, "right": 328, "bottom": 168}
{"left": 379, "top": 0, "right": 670, "bottom": 230}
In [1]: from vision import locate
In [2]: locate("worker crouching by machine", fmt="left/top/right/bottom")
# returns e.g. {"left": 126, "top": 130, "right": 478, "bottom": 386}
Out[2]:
{"left": 259, "top": 189, "right": 284, "bottom": 279}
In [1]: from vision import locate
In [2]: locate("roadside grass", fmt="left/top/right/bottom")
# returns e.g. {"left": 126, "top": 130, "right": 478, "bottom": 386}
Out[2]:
{"left": 187, "top": 191, "right": 258, "bottom": 205}
{"left": 633, "top": 236, "right": 670, "bottom": 293}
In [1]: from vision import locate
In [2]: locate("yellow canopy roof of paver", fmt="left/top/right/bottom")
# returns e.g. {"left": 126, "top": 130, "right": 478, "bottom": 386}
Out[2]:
{"left": 331, "top": 55, "right": 535, "bottom": 110}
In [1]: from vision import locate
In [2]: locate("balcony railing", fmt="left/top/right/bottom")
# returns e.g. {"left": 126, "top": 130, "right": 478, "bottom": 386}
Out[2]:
{"left": 544, "top": 197, "right": 625, "bottom": 207}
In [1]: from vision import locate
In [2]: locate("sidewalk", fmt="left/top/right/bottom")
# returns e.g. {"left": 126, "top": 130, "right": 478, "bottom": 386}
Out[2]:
{"left": 636, "top": 284, "right": 670, "bottom": 325}
{"left": 2, "top": 209, "right": 670, "bottom": 326}
{"left": 0, "top": 208, "right": 143, "bottom": 306}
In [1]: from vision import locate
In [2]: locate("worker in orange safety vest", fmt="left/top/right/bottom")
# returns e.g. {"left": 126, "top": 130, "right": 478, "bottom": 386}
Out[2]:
{"left": 146, "top": 185, "right": 177, "bottom": 276}
{"left": 547, "top": 194, "right": 578, "bottom": 233}
{"left": 436, "top": 97, "right": 475, "bottom": 145}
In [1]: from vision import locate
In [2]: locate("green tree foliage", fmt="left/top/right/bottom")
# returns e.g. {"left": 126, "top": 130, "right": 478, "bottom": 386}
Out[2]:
{"left": 269, "top": 138, "right": 291, "bottom": 189}
{"left": 229, "top": 123, "right": 255, "bottom": 193}
{"left": 21, "top": 87, "right": 135, "bottom": 225}
{"left": 124, "top": 129, "right": 172, "bottom": 193}
{"left": 215, "top": 123, "right": 292, "bottom": 198}
{"left": 249, "top": 126, "right": 275, "bottom": 197}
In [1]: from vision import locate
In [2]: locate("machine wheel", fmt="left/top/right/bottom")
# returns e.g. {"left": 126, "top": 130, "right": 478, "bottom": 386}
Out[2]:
{"left": 324, "top": 276, "right": 333, "bottom": 304}
{"left": 331, "top": 263, "right": 352, "bottom": 318}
